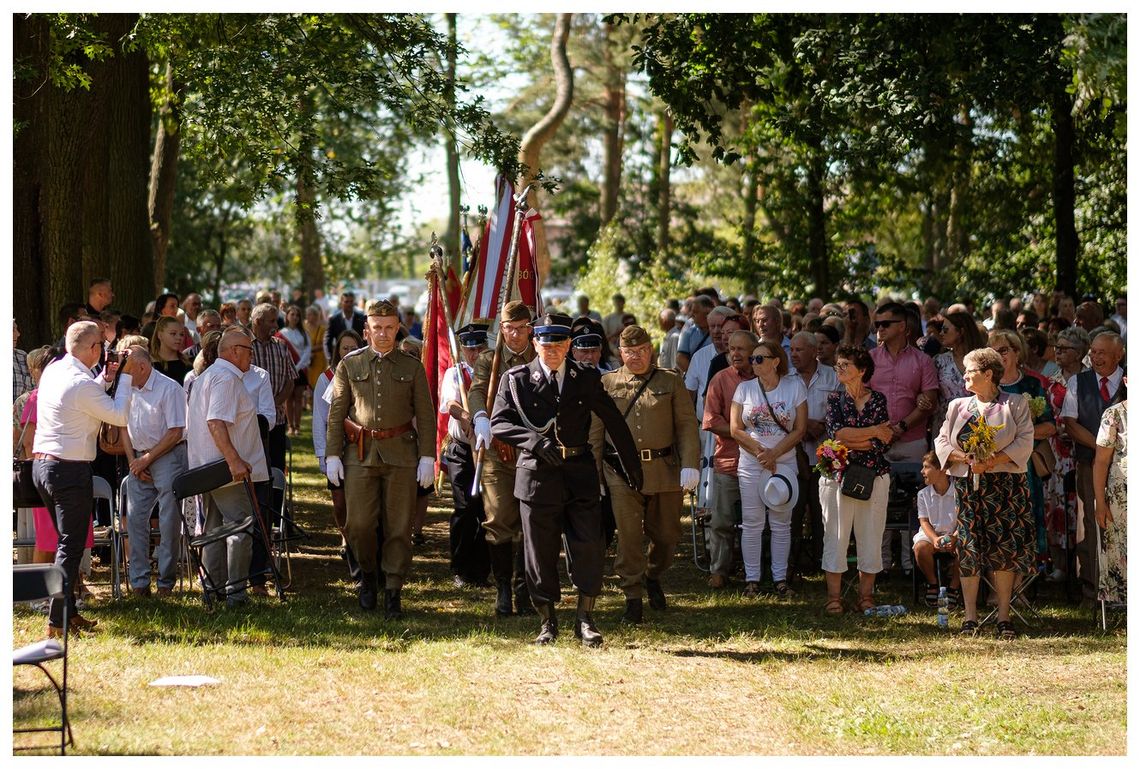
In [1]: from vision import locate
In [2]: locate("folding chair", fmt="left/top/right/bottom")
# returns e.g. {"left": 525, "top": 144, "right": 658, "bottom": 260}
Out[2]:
{"left": 981, "top": 568, "right": 1043, "bottom": 629}
{"left": 13, "top": 564, "right": 73, "bottom": 754}
{"left": 884, "top": 462, "right": 922, "bottom": 580}
{"left": 269, "top": 467, "right": 306, "bottom": 591}
{"left": 89, "top": 475, "right": 124, "bottom": 600}
{"left": 172, "top": 460, "right": 285, "bottom": 606}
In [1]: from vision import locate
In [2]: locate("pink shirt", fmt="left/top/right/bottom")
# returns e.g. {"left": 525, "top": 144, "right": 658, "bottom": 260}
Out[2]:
{"left": 869, "top": 344, "right": 938, "bottom": 443}
{"left": 702, "top": 366, "right": 754, "bottom": 475}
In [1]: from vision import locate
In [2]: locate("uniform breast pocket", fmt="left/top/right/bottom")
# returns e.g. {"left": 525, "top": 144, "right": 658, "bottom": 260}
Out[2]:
{"left": 645, "top": 386, "right": 671, "bottom": 408}
{"left": 390, "top": 371, "right": 414, "bottom": 393}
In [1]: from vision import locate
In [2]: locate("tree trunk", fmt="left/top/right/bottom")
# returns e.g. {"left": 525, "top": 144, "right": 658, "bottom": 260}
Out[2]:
{"left": 599, "top": 19, "right": 625, "bottom": 228}
{"left": 443, "top": 13, "right": 461, "bottom": 270}
{"left": 655, "top": 110, "right": 673, "bottom": 255}
{"left": 13, "top": 15, "right": 50, "bottom": 345}
{"left": 806, "top": 150, "right": 828, "bottom": 298}
{"left": 296, "top": 94, "right": 324, "bottom": 302}
{"left": 518, "top": 13, "right": 574, "bottom": 284}
{"left": 945, "top": 106, "right": 973, "bottom": 267}
{"left": 149, "top": 59, "right": 183, "bottom": 295}
{"left": 741, "top": 156, "right": 759, "bottom": 265}
{"left": 1052, "top": 78, "right": 1078, "bottom": 297}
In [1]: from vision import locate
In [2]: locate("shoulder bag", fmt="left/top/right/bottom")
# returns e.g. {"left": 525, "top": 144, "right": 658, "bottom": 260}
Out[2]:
{"left": 757, "top": 380, "right": 811, "bottom": 479}
{"left": 13, "top": 413, "right": 42, "bottom": 507}
{"left": 838, "top": 391, "right": 876, "bottom": 501}
{"left": 98, "top": 359, "right": 129, "bottom": 456}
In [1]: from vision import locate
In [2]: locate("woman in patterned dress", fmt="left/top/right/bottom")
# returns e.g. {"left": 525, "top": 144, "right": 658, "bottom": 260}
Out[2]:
{"left": 935, "top": 347, "right": 1035, "bottom": 640}
{"left": 1044, "top": 326, "right": 1090, "bottom": 582}
{"left": 1093, "top": 398, "right": 1127, "bottom": 603}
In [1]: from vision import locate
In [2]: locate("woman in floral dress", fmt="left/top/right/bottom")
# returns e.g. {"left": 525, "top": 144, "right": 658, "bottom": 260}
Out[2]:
{"left": 1094, "top": 399, "right": 1127, "bottom": 603}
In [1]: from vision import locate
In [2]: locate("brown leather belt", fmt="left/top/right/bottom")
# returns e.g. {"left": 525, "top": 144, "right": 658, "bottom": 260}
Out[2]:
{"left": 491, "top": 437, "right": 516, "bottom": 465}
{"left": 638, "top": 446, "right": 672, "bottom": 462}
{"left": 343, "top": 418, "right": 414, "bottom": 461}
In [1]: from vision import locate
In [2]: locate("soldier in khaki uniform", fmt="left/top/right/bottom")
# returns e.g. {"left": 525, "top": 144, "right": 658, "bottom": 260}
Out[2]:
{"left": 591, "top": 325, "right": 701, "bottom": 624}
{"left": 470, "top": 300, "right": 538, "bottom": 616}
{"left": 325, "top": 300, "right": 436, "bottom": 618}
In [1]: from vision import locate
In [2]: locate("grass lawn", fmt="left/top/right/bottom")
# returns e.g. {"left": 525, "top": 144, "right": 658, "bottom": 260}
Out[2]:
{"left": 12, "top": 414, "right": 1127, "bottom": 755}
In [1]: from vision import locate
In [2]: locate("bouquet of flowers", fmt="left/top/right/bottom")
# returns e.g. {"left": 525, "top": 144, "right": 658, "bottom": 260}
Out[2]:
{"left": 1027, "top": 395, "right": 1047, "bottom": 420}
{"left": 815, "top": 439, "right": 848, "bottom": 481}
{"left": 962, "top": 411, "right": 1005, "bottom": 490}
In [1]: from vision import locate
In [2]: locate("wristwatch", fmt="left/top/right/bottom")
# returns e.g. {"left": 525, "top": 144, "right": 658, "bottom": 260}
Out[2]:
{"left": 897, "top": 419, "right": 908, "bottom": 432}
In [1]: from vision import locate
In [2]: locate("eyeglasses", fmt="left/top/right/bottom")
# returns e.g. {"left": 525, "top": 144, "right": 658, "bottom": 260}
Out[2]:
{"left": 991, "top": 346, "right": 1013, "bottom": 355}
{"left": 964, "top": 368, "right": 981, "bottom": 375}
{"left": 834, "top": 361, "right": 853, "bottom": 372}
{"left": 1054, "top": 345, "right": 1078, "bottom": 353}
{"left": 873, "top": 319, "right": 901, "bottom": 329}
{"left": 232, "top": 344, "right": 253, "bottom": 353}
{"left": 749, "top": 355, "right": 776, "bottom": 364}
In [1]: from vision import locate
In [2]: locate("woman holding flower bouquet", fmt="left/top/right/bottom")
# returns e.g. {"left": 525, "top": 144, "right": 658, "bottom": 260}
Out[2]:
{"left": 935, "top": 347, "right": 1035, "bottom": 640}
{"left": 820, "top": 345, "right": 894, "bottom": 614}
{"left": 990, "top": 329, "right": 1056, "bottom": 558}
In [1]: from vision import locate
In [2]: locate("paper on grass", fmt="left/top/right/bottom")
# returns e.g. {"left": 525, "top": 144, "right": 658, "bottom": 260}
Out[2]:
{"left": 149, "top": 675, "right": 221, "bottom": 687}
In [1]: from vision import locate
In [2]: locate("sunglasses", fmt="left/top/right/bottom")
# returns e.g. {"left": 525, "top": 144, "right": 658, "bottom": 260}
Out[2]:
{"left": 873, "top": 319, "right": 901, "bottom": 328}
{"left": 749, "top": 354, "right": 777, "bottom": 364}
{"left": 991, "top": 346, "right": 1014, "bottom": 355}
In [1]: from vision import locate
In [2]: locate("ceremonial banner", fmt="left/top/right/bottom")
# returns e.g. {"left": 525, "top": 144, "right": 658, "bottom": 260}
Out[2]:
{"left": 422, "top": 268, "right": 454, "bottom": 474}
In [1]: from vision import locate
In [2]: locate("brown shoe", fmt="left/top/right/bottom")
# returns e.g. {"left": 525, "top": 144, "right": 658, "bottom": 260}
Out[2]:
{"left": 707, "top": 574, "right": 727, "bottom": 589}
{"left": 70, "top": 614, "right": 99, "bottom": 631}
{"left": 250, "top": 585, "right": 269, "bottom": 597}
{"left": 156, "top": 587, "right": 173, "bottom": 597}
{"left": 131, "top": 586, "right": 150, "bottom": 598}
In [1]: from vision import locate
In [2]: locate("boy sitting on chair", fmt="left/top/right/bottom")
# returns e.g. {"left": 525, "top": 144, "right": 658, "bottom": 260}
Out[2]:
{"left": 913, "top": 450, "right": 961, "bottom": 608}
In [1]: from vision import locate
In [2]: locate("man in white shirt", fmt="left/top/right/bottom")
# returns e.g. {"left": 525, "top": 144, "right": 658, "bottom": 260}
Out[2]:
{"left": 121, "top": 347, "right": 188, "bottom": 597}
{"left": 33, "top": 320, "right": 138, "bottom": 635}
{"left": 788, "top": 331, "right": 840, "bottom": 574}
{"left": 685, "top": 306, "right": 734, "bottom": 418}
{"left": 186, "top": 326, "right": 269, "bottom": 605}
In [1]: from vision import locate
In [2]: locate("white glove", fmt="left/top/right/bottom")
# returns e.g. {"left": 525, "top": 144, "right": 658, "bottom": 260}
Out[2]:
{"left": 417, "top": 457, "right": 435, "bottom": 488}
{"left": 473, "top": 415, "right": 492, "bottom": 451}
{"left": 325, "top": 456, "right": 344, "bottom": 486}
{"left": 680, "top": 467, "right": 700, "bottom": 492}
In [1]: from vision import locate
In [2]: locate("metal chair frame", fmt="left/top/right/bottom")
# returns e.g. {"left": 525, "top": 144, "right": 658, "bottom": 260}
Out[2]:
{"left": 13, "top": 564, "right": 73, "bottom": 754}
{"left": 89, "top": 475, "right": 124, "bottom": 600}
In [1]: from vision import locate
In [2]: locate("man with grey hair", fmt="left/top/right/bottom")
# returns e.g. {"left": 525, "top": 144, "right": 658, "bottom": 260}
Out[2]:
{"left": 186, "top": 325, "right": 269, "bottom": 605}
{"left": 182, "top": 293, "right": 204, "bottom": 344}
{"left": 657, "top": 308, "right": 680, "bottom": 370}
{"left": 1060, "top": 330, "right": 1125, "bottom": 600}
{"left": 33, "top": 320, "right": 140, "bottom": 635}
{"left": 677, "top": 295, "right": 715, "bottom": 374}
{"left": 121, "top": 346, "right": 189, "bottom": 597}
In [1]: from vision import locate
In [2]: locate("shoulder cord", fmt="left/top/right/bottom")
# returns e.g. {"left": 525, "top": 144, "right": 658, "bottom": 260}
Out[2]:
{"left": 507, "top": 371, "right": 557, "bottom": 438}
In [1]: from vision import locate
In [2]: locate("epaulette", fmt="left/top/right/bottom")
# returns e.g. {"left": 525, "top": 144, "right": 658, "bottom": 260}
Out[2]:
{"left": 342, "top": 347, "right": 369, "bottom": 360}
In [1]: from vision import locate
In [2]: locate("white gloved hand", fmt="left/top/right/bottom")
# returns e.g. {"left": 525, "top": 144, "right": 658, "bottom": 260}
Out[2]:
{"left": 325, "top": 456, "right": 344, "bottom": 486}
{"left": 473, "top": 415, "right": 492, "bottom": 451}
{"left": 417, "top": 457, "right": 435, "bottom": 488}
{"left": 680, "top": 467, "right": 700, "bottom": 492}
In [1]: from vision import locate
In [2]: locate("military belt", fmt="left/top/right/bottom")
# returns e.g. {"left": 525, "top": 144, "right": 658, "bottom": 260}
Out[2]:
{"left": 638, "top": 446, "right": 673, "bottom": 462}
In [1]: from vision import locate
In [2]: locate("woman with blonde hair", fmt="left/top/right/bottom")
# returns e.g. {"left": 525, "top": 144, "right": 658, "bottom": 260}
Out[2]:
{"left": 149, "top": 315, "right": 193, "bottom": 385}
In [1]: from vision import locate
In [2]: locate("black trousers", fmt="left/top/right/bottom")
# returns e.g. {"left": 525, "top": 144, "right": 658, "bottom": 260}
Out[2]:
{"left": 444, "top": 441, "right": 490, "bottom": 582}
{"left": 519, "top": 458, "right": 604, "bottom": 603}
{"left": 249, "top": 420, "right": 286, "bottom": 586}
{"left": 33, "top": 459, "right": 92, "bottom": 627}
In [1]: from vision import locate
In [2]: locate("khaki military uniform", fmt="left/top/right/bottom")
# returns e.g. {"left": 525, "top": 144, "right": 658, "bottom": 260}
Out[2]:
{"left": 326, "top": 346, "right": 435, "bottom": 590}
{"left": 468, "top": 343, "right": 536, "bottom": 545}
{"left": 590, "top": 364, "right": 700, "bottom": 598}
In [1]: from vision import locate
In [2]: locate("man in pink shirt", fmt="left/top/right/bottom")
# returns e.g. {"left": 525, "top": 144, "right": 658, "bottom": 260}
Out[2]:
{"left": 701, "top": 329, "right": 759, "bottom": 588}
{"left": 869, "top": 301, "right": 938, "bottom": 576}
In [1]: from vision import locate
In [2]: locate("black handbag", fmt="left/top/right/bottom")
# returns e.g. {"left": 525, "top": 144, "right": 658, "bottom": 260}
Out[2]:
{"left": 12, "top": 416, "right": 42, "bottom": 507}
{"left": 840, "top": 462, "right": 877, "bottom": 501}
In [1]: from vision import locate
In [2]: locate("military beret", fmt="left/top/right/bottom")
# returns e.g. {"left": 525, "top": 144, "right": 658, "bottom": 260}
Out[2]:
{"left": 619, "top": 325, "right": 652, "bottom": 348}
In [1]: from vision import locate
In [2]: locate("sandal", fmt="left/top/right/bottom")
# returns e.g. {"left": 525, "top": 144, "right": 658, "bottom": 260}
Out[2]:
{"left": 857, "top": 595, "right": 875, "bottom": 612}
{"left": 773, "top": 580, "right": 795, "bottom": 598}
{"left": 996, "top": 620, "right": 1017, "bottom": 641}
{"left": 946, "top": 587, "right": 961, "bottom": 610}
{"left": 743, "top": 581, "right": 761, "bottom": 597}
{"left": 959, "top": 619, "right": 980, "bottom": 637}
{"left": 824, "top": 598, "right": 844, "bottom": 615}
{"left": 924, "top": 583, "right": 939, "bottom": 607}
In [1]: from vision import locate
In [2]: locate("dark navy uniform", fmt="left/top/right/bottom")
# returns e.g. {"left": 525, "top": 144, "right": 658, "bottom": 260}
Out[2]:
{"left": 490, "top": 357, "right": 642, "bottom": 606}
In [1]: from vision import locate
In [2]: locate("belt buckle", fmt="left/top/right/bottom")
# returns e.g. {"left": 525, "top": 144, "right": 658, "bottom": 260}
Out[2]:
{"left": 559, "top": 445, "right": 571, "bottom": 459}
{"left": 640, "top": 448, "right": 653, "bottom": 462}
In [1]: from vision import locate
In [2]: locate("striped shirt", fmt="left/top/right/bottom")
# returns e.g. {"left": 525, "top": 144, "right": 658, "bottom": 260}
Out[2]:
{"left": 252, "top": 336, "right": 295, "bottom": 426}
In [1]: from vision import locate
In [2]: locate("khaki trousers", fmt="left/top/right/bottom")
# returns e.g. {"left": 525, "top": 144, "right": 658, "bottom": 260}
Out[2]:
{"left": 481, "top": 455, "right": 522, "bottom": 546}
{"left": 344, "top": 462, "right": 416, "bottom": 589}
{"left": 609, "top": 479, "right": 683, "bottom": 598}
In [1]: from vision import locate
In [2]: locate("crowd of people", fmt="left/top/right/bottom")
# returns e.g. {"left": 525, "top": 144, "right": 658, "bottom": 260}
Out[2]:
{"left": 11, "top": 277, "right": 1127, "bottom": 644}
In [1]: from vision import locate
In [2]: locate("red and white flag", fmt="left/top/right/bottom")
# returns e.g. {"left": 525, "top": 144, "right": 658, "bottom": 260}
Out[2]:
{"left": 422, "top": 268, "right": 454, "bottom": 475}
{"left": 458, "top": 175, "right": 542, "bottom": 334}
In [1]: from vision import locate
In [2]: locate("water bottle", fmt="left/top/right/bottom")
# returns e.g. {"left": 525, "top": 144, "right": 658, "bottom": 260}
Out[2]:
{"left": 937, "top": 586, "right": 949, "bottom": 629}
{"left": 864, "top": 604, "right": 908, "bottom": 617}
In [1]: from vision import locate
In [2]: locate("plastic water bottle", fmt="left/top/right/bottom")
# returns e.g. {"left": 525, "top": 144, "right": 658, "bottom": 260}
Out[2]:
{"left": 864, "top": 604, "right": 908, "bottom": 617}
{"left": 937, "top": 586, "right": 949, "bottom": 630}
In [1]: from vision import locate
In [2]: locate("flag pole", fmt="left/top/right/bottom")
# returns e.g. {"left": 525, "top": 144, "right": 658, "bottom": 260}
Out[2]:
{"left": 471, "top": 183, "right": 532, "bottom": 496}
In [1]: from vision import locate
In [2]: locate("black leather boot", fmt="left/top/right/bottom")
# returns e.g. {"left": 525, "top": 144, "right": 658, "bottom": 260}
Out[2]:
{"left": 621, "top": 597, "right": 643, "bottom": 624}
{"left": 534, "top": 602, "right": 557, "bottom": 644}
{"left": 646, "top": 577, "right": 667, "bottom": 611}
{"left": 513, "top": 542, "right": 536, "bottom": 615}
{"left": 574, "top": 594, "right": 604, "bottom": 647}
{"left": 383, "top": 587, "right": 403, "bottom": 620}
{"left": 358, "top": 571, "right": 378, "bottom": 611}
{"left": 489, "top": 541, "right": 514, "bottom": 616}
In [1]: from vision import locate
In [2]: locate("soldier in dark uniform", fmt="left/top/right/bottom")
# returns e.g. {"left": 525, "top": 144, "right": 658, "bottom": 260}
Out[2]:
{"left": 490, "top": 312, "right": 643, "bottom": 647}
{"left": 325, "top": 300, "right": 436, "bottom": 618}
{"left": 440, "top": 323, "right": 491, "bottom": 587}
{"left": 470, "top": 301, "right": 537, "bottom": 616}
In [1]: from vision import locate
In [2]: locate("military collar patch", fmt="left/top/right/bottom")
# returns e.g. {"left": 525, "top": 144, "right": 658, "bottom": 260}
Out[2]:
{"left": 531, "top": 369, "right": 543, "bottom": 383}
{"left": 568, "top": 368, "right": 577, "bottom": 378}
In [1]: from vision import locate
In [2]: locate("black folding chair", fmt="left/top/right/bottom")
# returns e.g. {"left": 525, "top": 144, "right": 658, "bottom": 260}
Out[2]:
{"left": 172, "top": 460, "right": 285, "bottom": 605}
{"left": 13, "top": 564, "right": 73, "bottom": 754}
